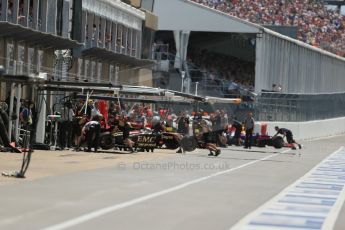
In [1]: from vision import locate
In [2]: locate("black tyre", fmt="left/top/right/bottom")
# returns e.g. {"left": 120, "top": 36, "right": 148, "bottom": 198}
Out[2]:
{"left": 99, "top": 133, "right": 115, "bottom": 150}
{"left": 272, "top": 136, "right": 284, "bottom": 149}
{"left": 180, "top": 135, "right": 198, "bottom": 152}
{"left": 164, "top": 139, "right": 180, "bottom": 150}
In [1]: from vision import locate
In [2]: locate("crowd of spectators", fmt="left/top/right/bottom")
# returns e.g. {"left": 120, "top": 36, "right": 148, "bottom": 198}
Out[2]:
{"left": 188, "top": 47, "right": 255, "bottom": 95}
{"left": 192, "top": 0, "right": 345, "bottom": 57}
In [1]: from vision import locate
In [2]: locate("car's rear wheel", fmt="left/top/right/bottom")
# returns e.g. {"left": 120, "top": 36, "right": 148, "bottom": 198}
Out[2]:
{"left": 100, "top": 133, "right": 115, "bottom": 150}
{"left": 180, "top": 135, "right": 198, "bottom": 152}
{"left": 164, "top": 139, "right": 180, "bottom": 150}
{"left": 272, "top": 136, "right": 284, "bottom": 149}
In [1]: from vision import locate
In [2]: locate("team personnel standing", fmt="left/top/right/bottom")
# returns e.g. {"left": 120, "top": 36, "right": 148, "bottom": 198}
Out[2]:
{"left": 232, "top": 116, "right": 243, "bottom": 146}
{"left": 176, "top": 111, "right": 189, "bottom": 153}
{"left": 273, "top": 126, "right": 302, "bottom": 150}
{"left": 243, "top": 112, "right": 254, "bottom": 149}
{"left": 177, "top": 111, "right": 189, "bottom": 135}
{"left": 59, "top": 101, "right": 75, "bottom": 150}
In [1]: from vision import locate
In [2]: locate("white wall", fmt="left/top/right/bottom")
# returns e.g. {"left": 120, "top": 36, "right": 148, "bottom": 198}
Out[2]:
{"left": 255, "top": 31, "right": 345, "bottom": 94}
{"left": 263, "top": 117, "right": 345, "bottom": 140}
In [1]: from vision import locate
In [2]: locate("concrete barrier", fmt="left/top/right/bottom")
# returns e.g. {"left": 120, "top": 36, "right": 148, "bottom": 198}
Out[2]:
{"left": 262, "top": 117, "right": 345, "bottom": 140}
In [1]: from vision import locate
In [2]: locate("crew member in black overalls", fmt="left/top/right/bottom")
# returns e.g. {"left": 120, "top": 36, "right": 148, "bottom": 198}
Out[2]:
{"left": 243, "top": 112, "right": 254, "bottom": 149}
{"left": 176, "top": 112, "right": 189, "bottom": 153}
{"left": 59, "top": 101, "right": 74, "bottom": 150}
{"left": 115, "top": 115, "right": 135, "bottom": 153}
{"left": 177, "top": 112, "right": 189, "bottom": 135}
{"left": 273, "top": 126, "right": 302, "bottom": 150}
{"left": 152, "top": 120, "right": 166, "bottom": 134}
{"left": 200, "top": 120, "right": 221, "bottom": 157}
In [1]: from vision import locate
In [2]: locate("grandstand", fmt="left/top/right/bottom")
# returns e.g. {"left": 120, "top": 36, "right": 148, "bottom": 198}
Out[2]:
{"left": 152, "top": 0, "right": 345, "bottom": 94}
{"left": 152, "top": 0, "right": 345, "bottom": 121}
{"left": 153, "top": 31, "right": 255, "bottom": 97}
{"left": 192, "top": 0, "right": 345, "bottom": 57}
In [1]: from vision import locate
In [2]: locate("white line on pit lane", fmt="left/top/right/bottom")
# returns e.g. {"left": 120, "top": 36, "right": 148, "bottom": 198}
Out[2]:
{"left": 41, "top": 149, "right": 291, "bottom": 230}
{"left": 230, "top": 146, "right": 345, "bottom": 230}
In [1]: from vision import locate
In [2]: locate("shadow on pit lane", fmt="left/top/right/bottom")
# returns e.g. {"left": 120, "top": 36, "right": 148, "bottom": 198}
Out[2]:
{"left": 183, "top": 150, "right": 297, "bottom": 162}
{"left": 187, "top": 155, "right": 288, "bottom": 163}
{"left": 94, "top": 150, "right": 152, "bottom": 155}
{"left": 217, "top": 157, "right": 288, "bottom": 163}
{"left": 57, "top": 149, "right": 140, "bottom": 155}
{"left": 225, "top": 147, "right": 281, "bottom": 154}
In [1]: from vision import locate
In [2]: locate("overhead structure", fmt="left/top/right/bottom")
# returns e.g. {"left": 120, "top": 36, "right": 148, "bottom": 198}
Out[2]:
{"left": 153, "top": 0, "right": 260, "bottom": 69}
{"left": 75, "top": 0, "right": 153, "bottom": 67}
{"left": 0, "top": 74, "right": 242, "bottom": 105}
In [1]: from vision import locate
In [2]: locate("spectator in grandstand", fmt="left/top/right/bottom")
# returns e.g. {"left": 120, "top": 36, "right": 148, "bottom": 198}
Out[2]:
{"left": 191, "top": 0, "right": 345, "bottom": 57}
{"left": 227, "top": 80, "right": 240, "bottom": 97}
{"left": 187, "top": 47, "right": 255, "bottom": 94}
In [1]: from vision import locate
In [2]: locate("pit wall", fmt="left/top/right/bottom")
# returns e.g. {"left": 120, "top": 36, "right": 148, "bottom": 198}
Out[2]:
{"left": 257, "top": 117, "right": 345, "bottom": 140}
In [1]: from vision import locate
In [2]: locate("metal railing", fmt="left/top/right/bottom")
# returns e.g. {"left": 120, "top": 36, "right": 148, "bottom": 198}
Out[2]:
{"left": 255, "top": 92, "right": 345, "bottom": 121}
{"left": 0, "top": 0, "right": 71, "bottom": 38}
{"left": 0, "top": 57, "right": 38, "bottom": 76}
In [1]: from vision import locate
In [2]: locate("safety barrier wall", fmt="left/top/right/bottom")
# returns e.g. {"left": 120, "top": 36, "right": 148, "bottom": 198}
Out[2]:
{"left": 264, "top": 116, "right": 345, "bottom": 141}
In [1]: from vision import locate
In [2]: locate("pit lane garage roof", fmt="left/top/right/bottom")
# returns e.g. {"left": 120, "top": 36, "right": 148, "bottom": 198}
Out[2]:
{"left": 0, "top": 74, "right": 241, "bottom": 104}
{"left": 82, "top": 48, "right": 155, "bottom": 67}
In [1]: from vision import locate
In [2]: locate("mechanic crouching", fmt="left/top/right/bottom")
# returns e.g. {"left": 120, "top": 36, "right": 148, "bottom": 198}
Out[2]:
{"left": 114, "top": 115, "right": 136, "bottom": 153}
{"left": 200, "top": 120, "right": 221, "bottom": 157}
{"left": 273, "top": 126, "right": 302, "bottom": 150}
{"left": 82, "top": 115, "right": 101, "bottom": 152}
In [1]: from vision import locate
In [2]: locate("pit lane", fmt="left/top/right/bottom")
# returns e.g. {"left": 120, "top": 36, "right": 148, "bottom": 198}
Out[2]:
{"left": 0, "top": 135, "right": 344, "bottom": 230}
